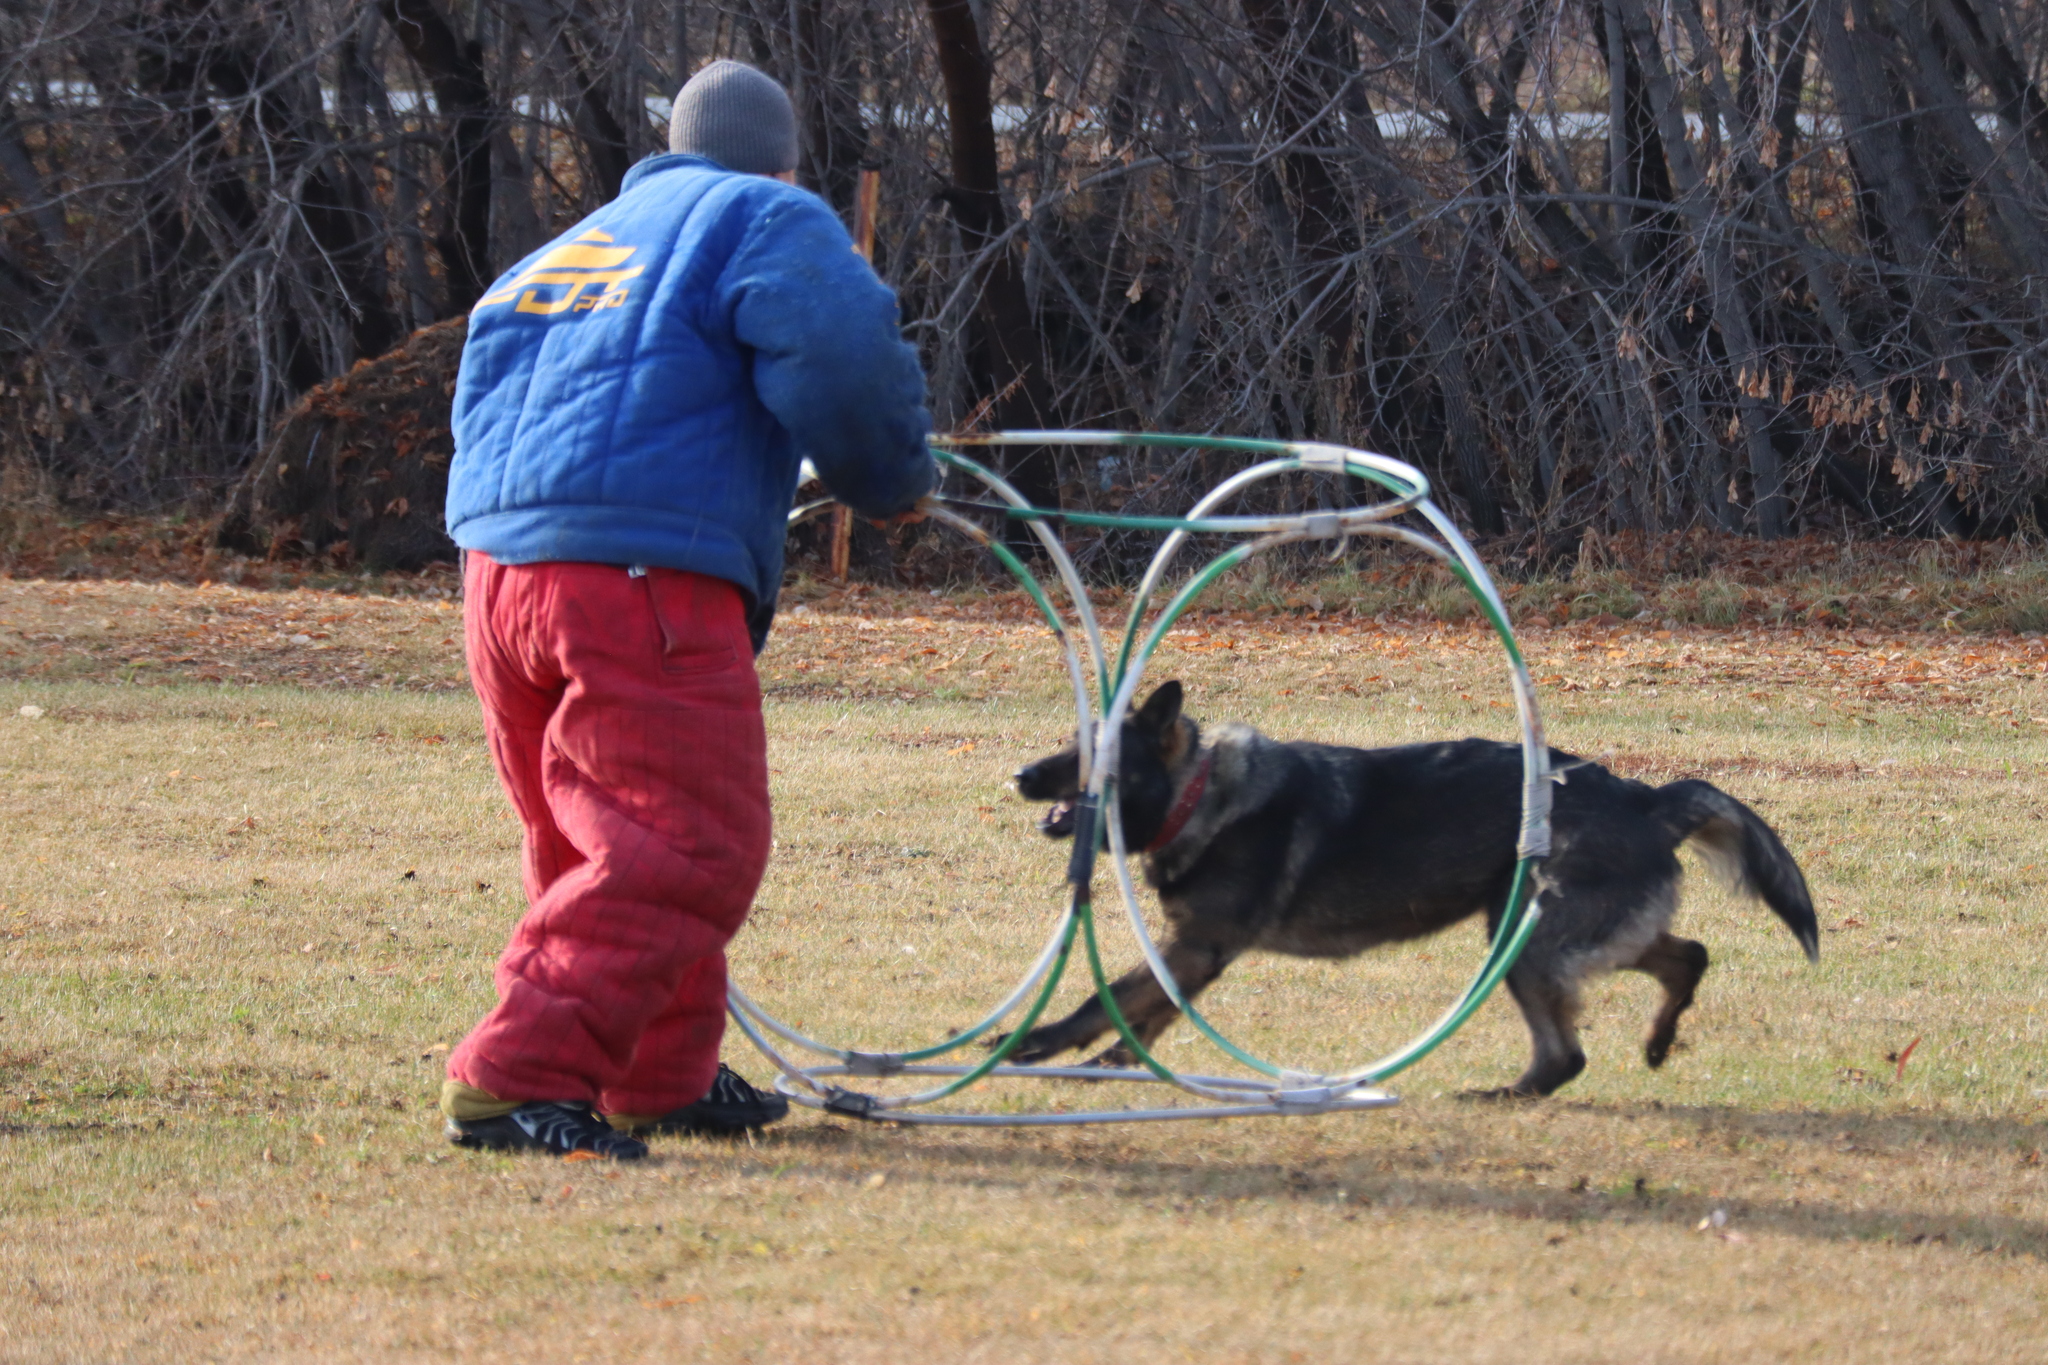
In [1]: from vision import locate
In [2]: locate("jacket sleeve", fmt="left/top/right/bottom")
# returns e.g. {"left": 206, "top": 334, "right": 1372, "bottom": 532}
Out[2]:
{"left": 718, "top": 189, "right": 936, "bottom": 519}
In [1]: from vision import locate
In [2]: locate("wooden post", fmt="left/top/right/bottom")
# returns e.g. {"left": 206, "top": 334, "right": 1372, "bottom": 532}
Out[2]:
{"left": 830, "top": 168, "right": 884, "bottom": 583}
{"left": 852, "top": 167, "right": 881, "bottom": 260}
{"left": 829, "top": 493, "right": 853, "bottom": 583}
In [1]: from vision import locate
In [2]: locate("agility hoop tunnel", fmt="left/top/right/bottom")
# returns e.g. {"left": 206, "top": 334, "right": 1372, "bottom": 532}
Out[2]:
{"left": 736, "top": 432, "right": 1554, "bottom": 1126}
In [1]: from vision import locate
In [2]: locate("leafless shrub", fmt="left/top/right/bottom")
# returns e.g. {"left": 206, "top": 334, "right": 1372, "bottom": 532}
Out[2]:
{"left": 5, "top": 0, "right": 2048, "bottom": 566}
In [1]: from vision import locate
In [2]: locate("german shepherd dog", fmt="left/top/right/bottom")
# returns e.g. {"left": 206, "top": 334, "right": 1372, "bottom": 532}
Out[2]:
{"left": 1008, "top": 681, "right": 1819, "bottom": 1096}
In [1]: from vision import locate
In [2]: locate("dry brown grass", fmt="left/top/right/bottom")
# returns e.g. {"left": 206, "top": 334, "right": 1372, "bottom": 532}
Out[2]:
{"left": 3, "top": 575, "right": 2047, "bottom": 1362}
{"left": 829, "top": 527, "right": 2048, "bottom": 633}
{"left": 12, "top": 505, "right": 2048, "bottom": 636}
{"left": 0, "top": 576, "right": 467, "bottom": 692}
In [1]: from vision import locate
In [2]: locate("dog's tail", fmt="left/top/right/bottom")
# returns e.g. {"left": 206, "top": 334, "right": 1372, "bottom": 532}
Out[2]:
{"left": 1653, "top": 780, "right": 1820, "bottom": 962}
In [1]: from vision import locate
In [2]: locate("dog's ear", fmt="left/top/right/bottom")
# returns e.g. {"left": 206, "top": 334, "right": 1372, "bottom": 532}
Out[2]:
{"left": 1134, "top": 680, "right": 1184, "bottom": 732}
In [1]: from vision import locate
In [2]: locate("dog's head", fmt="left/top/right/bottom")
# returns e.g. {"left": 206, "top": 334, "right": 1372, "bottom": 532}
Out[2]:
{"left": 1014, "top": 680, "right": 1198, "bottom": 848}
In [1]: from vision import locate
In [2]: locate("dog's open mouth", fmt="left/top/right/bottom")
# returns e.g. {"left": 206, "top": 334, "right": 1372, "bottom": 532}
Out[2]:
{"left": 1038, "top": 797, "right": 1078, "bottom": 839}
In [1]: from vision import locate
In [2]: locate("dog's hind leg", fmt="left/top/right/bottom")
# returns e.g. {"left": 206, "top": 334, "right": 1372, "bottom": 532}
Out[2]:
{"left": 1628, "top": 931, "right": 1710, "bottom": 1069}
{"left": 1473, "top": 968, "right": 1587, "bottom": 1098}
{"left": 1000, "top": 938, "right": 1238, "bottom": 1066}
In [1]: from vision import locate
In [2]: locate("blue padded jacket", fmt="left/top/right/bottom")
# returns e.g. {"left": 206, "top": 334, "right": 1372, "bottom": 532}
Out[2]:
{"left": 446, "top": 154, "right": 934, "bottom": 647}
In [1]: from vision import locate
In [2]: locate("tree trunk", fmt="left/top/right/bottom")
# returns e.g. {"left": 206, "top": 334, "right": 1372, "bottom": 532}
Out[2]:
{"left": 200, "top": 5, "right": 401, "bottom": 366}
{"left": 1614, "top": 0, "right": 1790, "bottom": 535}
{"left": 922, "top": 0, "right": 1059, "bottom": 519}
{"left": 1349, "top": 84, "right": 1501, "bottom": 532}
{"left": 505, "top": 0, "right": 634, "bottom": 202}
{"left": 379, "top": 0, "right": 496, "bottom": 313}
{"left": 793, "top": 0, "right": 869, "bottom": 214}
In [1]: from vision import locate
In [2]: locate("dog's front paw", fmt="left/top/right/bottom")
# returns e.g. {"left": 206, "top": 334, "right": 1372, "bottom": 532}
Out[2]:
{"left": 987, "top": 1027, "right": 1069, "bottom": 1064}
{"left": 1644, "top": 1034, "right": 1687, "bottom": 1069}
{"left": 1458, "top": 1084, "right": 1543, "bottom": 1101}
{"left": 1036, "top": 798, "right": 1077, "bottom": 839}
{"left": 1082, "top": 1043, "right": 1140, "bottom": 1070}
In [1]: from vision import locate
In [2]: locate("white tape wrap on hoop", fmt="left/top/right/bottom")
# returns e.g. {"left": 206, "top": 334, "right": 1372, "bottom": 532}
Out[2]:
{"left": 1293, "top": 442, "right": 1354, "bottom": 476}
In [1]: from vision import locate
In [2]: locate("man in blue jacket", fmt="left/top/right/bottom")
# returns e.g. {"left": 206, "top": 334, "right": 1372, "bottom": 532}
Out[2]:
{"left": 439, "top": 61, "right": 934, "bottom": 1159}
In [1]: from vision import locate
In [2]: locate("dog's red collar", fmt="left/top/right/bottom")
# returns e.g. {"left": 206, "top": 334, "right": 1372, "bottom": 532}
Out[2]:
{"left": 1144, "top": 750, "right": 1214, "bottom": 852}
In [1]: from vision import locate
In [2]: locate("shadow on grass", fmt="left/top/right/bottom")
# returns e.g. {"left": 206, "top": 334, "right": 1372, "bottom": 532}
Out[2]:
{"left": 10, "top": 1093, "right": 2039, "bottom": 1258}
{"left": 762, "top": 1097, "right": 2048, "bottom": 1259}
{"left": 1548, "top": 1096, "right": 2048, "bottom": 1154}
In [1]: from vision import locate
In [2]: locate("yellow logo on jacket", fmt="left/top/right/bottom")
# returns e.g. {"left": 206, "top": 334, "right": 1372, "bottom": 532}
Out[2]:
{"left": 477, "top": 229, "right": 645, "bottom": 316}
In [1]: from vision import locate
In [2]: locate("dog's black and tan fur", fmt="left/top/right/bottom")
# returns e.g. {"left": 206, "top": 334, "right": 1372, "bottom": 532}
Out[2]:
{"left": 1010, "top": 681, "right": 1819, "bottom": 1096}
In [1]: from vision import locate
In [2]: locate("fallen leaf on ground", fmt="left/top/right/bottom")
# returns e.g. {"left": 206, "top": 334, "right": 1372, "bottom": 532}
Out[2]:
{"left": 1893, "top": 1035, "right": 1922, "bottom": 1081}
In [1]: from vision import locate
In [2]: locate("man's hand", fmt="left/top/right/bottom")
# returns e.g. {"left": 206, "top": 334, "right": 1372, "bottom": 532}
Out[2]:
{"left": 870, "top": 495, "right": 935, "bottom": 528}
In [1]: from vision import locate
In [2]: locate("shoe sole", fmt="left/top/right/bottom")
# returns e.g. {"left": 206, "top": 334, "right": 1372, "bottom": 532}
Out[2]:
{"left": 444, "top": 1119, "right": 648, "bottom": 1160}
{"left": 650, "top": 1103, "right": 790, "bottom": 1137}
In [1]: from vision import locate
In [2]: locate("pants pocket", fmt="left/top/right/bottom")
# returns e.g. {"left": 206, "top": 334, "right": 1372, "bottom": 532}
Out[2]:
{"left": 642, "top": 570, "right": 742, "bottom": 675}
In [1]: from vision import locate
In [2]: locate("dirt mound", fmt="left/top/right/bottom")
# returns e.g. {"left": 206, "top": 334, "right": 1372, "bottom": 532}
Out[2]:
{"left": 223, "top": 317, "right": 466, "bottom": 571}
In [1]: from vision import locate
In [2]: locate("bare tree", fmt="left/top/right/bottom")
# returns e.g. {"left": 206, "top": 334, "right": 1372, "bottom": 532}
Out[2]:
{"left": 6, "top": 0, "right": 2048, "bottom": 557}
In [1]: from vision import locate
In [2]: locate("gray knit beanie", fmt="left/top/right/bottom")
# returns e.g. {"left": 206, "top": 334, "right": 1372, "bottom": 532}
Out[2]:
{"left": 668, "top": 61, "right": 799, "bottom": 175}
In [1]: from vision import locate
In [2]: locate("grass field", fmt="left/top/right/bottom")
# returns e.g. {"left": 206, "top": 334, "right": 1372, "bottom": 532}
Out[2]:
{"left": 3, "top": 574, "right": 2047, "bottom": 1362}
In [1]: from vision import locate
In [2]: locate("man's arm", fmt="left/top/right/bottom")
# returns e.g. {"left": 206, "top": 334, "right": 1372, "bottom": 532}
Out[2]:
{"left": 720, "top": 190, "right": 935, "bottom": 518}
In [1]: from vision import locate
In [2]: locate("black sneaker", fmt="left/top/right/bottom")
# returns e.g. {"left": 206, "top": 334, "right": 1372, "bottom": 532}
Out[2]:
{"left": 446, "top": 1101, "right": 649, "bottom": 1160}
{"left": 646, "top": 1064, "right": 790, "bottom": 1137}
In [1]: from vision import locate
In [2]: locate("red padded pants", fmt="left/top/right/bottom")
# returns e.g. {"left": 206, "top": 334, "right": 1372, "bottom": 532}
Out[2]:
{"left": 449, "top": 553, "right": 771, "bottom": 1117}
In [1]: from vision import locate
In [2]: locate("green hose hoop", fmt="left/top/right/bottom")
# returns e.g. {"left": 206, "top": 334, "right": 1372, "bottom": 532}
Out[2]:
{"left": 735, "top": 432, "right": 1551, "bottom": 1124}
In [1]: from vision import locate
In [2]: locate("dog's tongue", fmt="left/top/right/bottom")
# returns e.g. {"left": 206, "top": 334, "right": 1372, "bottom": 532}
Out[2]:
{"left": 1038, "top": 797, "right": 1077, "bottom": 838}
